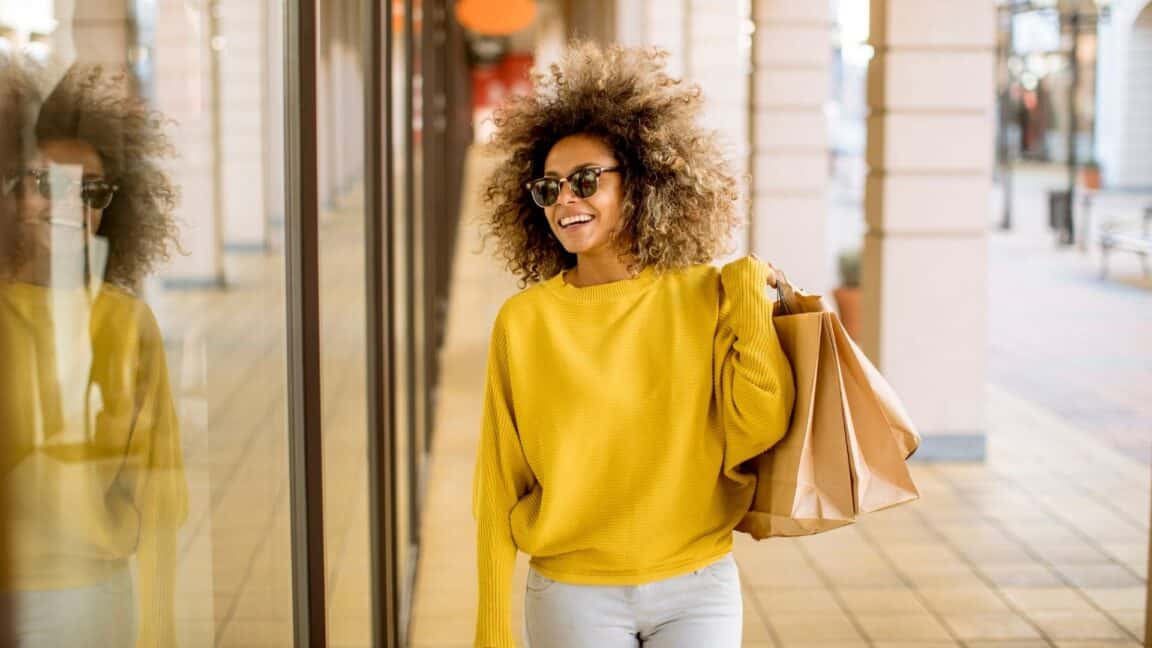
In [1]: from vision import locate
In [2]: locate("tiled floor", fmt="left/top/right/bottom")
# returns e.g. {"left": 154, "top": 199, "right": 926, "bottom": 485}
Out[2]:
{"left": 408, "top": 147, "right": 1150, "bottom": 647}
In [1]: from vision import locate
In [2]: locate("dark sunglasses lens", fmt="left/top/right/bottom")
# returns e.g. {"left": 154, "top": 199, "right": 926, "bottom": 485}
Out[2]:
{"left": 82, "top": 183, "right": 115, "bottom": 209}
{"left": 571, "top": 169, "right": 599, "bottom": 198}
{"left": 531, "top": 179, "right": 559, "bottom": 207}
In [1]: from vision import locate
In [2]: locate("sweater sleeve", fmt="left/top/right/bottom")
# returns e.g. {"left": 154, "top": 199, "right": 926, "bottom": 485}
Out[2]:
{"left": 714, "top": 256, "right": 796, "bottom": 487}
{"left": 472, "top": 312, "right": 535, "bottom": 648}
{"left": 131, "top": 305, "right": 189, "bottom": 648}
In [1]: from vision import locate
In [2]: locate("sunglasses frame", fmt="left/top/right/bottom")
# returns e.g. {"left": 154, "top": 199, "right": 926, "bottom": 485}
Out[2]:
{"left": 524, "top": 165, "right": 621, "bottom": 208}
{"left": 2, "top": 168, "right": 119, "bottom": 211}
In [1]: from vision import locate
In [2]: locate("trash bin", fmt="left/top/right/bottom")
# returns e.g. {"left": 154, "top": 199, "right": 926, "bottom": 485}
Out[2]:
{"left": 1048, "top": 189, "right": 1074, "bottom": 245}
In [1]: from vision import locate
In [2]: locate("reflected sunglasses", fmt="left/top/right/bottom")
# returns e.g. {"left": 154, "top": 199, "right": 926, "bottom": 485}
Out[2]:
{"left": 525, "top": 165, "right": 621, "bottom": 208}
{"left": 2, "top": 168, "right": 119, "bottom": 210}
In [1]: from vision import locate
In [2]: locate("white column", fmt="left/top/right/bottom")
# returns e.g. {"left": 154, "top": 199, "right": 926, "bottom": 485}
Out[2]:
{"left": 155, "top": 0, "right": 224, "bottom": 288}
{"left": 687, "top": 0, "right": 751, "bottom": 261}
{"left": 614, "top": 0, "right": 645, "bottom": 47}
{"left": 864, "top": 0, "right": 995, "bottom": 460}
{"left": 619, "top": 0, "right": 751, "bottom": 259}
{"left": 749, "top": 0, "right": 833, "bottom": 290}
{"left": 1118, "top": 3, "right": 1152, "bottom": 187}
{"left": 265, "top": 0, "right": 285, "bottom": 230}
{"left": 66, "top": 0, "right": 130, "bottom": 67}
{"left": 643, "top": 0, "right": 686, "bottom": 79}
{"left": 217, "top": 0, "right": 269, "bottom": 251}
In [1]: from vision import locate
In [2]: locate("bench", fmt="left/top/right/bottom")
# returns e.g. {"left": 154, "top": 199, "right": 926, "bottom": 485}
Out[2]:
{"left": 1099, "top": 205, "right": 1152, "bottom": 279}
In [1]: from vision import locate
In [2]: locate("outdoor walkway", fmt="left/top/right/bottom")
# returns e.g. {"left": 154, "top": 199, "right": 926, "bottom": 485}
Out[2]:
{"left": 989, "top": 164, "right": 1152, "bottom": 464}
{"left": 408, "top": 148, "right": 1149, "bottom": 647}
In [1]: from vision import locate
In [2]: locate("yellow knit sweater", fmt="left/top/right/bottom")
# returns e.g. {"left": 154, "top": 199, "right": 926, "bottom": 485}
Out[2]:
{"left": 0, "top": 281, "right": 188, "bottom": 647}
{"left": 472, "top": 255, "right": 796, "bottom": 647}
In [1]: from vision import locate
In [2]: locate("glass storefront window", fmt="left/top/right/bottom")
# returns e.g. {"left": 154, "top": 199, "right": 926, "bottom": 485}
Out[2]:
{"left": 1, "top": 0, "right": 452, "bottom": 645}
{"left": 0, "top": 1, "right": 295, "bottom": 645}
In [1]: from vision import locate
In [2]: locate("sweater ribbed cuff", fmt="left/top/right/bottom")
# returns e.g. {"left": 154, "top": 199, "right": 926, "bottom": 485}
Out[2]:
{"left": 475, "top": 516, "right": 518, "bottom": 648}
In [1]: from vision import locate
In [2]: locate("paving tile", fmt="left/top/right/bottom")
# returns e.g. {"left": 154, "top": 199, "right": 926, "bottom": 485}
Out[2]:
{"left": 836, "top": 587, "right": 930, "bottom": 615}
{"left": 898, "top": 563, "right": 987, "bottom": 588}
{"left": 1052, "top": 563, "right": 1145, "bottom": 589}
{"left": 1106, "top": 610, "right": 1145, "bottom": 640}
{"left": 768, "top": 613, "right": 865, "bottom": 643}
{"left": 217, "top": 620, "right": 294, "bottom": 647}
{"left": 743, "top": 604, "right": 775, "bottom": 643}
{"left": 965, "top": 642, "right": 1049, "bottom": 648}
{"left": 871, "top": 643, "right": 959, "bottom": 648}
{"left": 410, "top": 612, "right": 480, "bottom": 645}
{"left": 774, "top": 643, "right": 867, "bottom": 648}
{"left": 1026, "top": 610, "right": 1131, "bottom": 640}
{"left": 999, "top": 587, "right": 1096, "bottom": 612}
{"left": 1055, "top": 636, "right": 1142, "bottom": 641}
{"left": 1029, "top": 542, "right": 1114, "bottom": 564}
{"left": 955, "top": 542, "right": 1037, "bottom": 564}
{"left": 978, "top": 562, "right": 1067, "bottom": 588}
{"left": 750, "top": 587, "right": 844, "bottom": 613}
{"left": 937, "top": 611, "right": 1043, "bottom": 640}
{"left": 852, "top": 613, "right": 953, "bottom": 641}
{"left": 916, "top": 586, "right": 1012, "bottom": 613}
{"left": 822, "top": 565, "right": 907, "bottom": 588}
{"left": 1079, "top": 587, "right": 1147, "bottom": 612}
{"left": 742, "top": 566, "right": 827, "bottom": 588}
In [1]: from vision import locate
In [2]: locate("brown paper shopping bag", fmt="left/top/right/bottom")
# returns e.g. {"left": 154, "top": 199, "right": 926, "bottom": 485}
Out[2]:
{"left": 735, "top": 279, "right": 920, "bottom": 539}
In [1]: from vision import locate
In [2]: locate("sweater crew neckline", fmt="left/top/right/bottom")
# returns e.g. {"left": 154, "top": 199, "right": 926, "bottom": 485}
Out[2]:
{"left": 544, "top": 265, "right": 659, "bottom": 302}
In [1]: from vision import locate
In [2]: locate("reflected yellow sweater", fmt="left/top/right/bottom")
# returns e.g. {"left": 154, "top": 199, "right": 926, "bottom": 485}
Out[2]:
{"left": 0, "top": 281, "right": 188, "bottom": 648}
{"left": 472, "top": 256, "right": 796, "bottom": 647}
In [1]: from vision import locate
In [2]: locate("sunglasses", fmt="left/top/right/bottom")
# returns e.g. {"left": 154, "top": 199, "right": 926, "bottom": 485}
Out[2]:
{"left": 525, "top": 165, "right": 621, "bottom": 208}
{"left": 2, "top": 168, "right": 119, "bottom": 210}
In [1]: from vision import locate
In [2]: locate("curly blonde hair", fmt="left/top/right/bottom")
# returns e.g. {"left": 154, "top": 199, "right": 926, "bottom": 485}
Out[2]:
{"left": 481, "top": 41, "right": 741, "bottom": 287}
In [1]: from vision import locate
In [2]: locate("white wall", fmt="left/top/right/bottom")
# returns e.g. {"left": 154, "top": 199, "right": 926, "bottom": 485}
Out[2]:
{"left": 1120, "top": 4, "right": 1152, "bottom": 188}
{"left": 1096, "top": 0, "right": 1152, "bottom": 189}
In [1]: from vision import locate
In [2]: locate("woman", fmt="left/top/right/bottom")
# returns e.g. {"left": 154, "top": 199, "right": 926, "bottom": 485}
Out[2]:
{"left": 473, "top": 43, "right": 796, "bottom": 648}
{"left": 0, "top": 58, "right": 187, "bottom": 647}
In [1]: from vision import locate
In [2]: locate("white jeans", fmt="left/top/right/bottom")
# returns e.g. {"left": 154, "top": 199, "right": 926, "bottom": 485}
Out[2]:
{"left": 2, "top": 568, "right": 137, "bottom": 648}
{"left": 523, "top": 552, "right": 742, "bottom": 648}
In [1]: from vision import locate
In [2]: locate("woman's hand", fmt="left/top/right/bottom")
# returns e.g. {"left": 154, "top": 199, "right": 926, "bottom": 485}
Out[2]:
{"left": 748, "top": 253, "right": 781, "bottom": 289}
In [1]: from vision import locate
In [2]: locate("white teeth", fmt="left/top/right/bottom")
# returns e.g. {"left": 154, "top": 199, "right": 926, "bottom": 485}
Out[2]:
{"left": 560, "top": 215, "right": 593, "bottom": 227}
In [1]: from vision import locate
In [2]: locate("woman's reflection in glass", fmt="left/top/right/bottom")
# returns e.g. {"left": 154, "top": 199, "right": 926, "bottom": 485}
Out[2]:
{"left": 0, "top": 57, "right": 187, "bottom": 647}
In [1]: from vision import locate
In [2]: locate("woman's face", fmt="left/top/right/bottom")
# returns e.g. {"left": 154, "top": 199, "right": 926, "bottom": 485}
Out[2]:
{"left": 541, "top": 134, "right": 627, "bottom": 258}
{"left": 2, "top": 139, "right": 107, "bottom": 282}
{"left": 27, "top": 139, "right": 108, "bottom": 234}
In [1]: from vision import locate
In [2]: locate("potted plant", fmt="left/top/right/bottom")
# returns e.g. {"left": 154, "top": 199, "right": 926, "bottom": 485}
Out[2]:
{"left": 833, "top": 248, "right": 862, "bottom": 342}
{"left": 1081, "top": 159, "right": 1102, "bottom": 191}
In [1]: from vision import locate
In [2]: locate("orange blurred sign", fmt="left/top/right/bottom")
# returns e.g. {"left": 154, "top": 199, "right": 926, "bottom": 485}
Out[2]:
{"left": 455, "top": 0, "right": 536, "bottom": 35}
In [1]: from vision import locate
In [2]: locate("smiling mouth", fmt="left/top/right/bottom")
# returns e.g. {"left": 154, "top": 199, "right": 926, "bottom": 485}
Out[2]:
{"left": 559, "top": 214, "right": 594, "bottom": 229}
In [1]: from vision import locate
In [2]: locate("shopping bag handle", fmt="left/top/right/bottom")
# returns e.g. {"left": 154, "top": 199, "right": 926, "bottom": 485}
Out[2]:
{"left": 774, "top": 269, "right": 798, "bottom": 316}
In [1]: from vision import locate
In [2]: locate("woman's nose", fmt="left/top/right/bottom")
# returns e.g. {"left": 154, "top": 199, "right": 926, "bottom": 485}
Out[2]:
{"left": 556, "top": 180, "right": 579, "bottom": 204}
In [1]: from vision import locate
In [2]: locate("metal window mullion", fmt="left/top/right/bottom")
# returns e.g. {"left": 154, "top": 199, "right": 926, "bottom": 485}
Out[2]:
{"left": 363, "top": 0, "right": 399, "bottom": 644}
{"left": 284, "top": 0, "right": 327, "bottom": 645}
